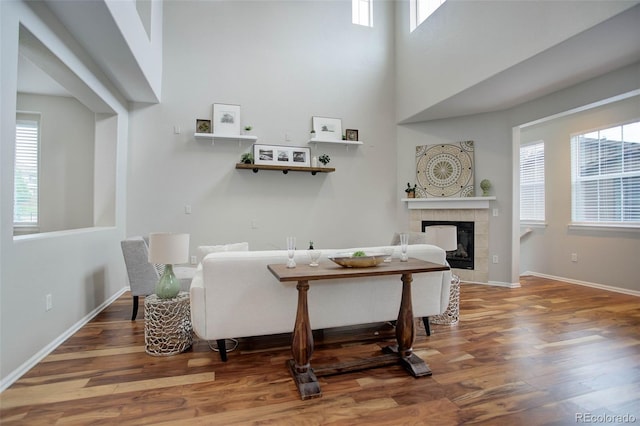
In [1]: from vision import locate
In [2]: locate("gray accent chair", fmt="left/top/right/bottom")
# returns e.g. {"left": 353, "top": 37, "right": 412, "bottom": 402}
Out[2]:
{"left": 121, "top": 236, "right": 195, "bottom": 320}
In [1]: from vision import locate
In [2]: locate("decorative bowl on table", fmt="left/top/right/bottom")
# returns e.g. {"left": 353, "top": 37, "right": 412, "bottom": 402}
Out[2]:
{"left": 328, "top": 252, "right": 387, "bottom": 268}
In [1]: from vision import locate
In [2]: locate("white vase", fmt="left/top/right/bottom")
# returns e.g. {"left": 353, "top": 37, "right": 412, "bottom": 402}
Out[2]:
{"left": 311, "top": 156, "right": 318, "bottom": 167}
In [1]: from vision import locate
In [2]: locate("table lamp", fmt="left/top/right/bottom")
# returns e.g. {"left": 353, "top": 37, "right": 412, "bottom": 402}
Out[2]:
{"left": 424, "top": 225, "right": 457, "bottom": 253}
{"left": 148, "top": 232, "right": 190, "bottom": 299}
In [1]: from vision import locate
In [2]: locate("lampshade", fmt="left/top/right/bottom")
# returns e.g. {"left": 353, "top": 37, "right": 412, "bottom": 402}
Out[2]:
{"left": 148, "top": 232, "right": 190, "bottom": 265}
{"left": 424, "top": 225, "right": 457, "bottom": 252}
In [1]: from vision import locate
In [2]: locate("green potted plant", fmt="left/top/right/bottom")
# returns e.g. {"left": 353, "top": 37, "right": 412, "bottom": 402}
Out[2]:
{"left": 319, "top": 154, "right": 330, "bottom": 166}
{"left": 243, "top": 125, "right": 253, "bottom": 135}
{"left": 240, "top": 152, "right": 254, "bottom": 164}
{"left": 405, "top": 182, "right": 417, "bottom": 198}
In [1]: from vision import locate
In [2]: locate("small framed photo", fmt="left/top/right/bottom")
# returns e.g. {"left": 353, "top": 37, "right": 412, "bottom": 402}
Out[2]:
{"left": 212, "top": 103, "right": 241, "bottom": 135}
{"left": 312, "top": 116, "right": 342, "bottom": 141}
{"left": 253, "top": 144, "right": 311, "bottom": 167}
{"left": 196, "top": 119, "right": 211, "bottom": 133}
{"left": 345, "top": 129, "right": 359, "bottom": 142}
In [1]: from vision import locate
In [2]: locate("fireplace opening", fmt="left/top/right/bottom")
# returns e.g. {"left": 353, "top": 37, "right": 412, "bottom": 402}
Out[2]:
{"left": 422, "top": 221, "right": 474, "bottom": 270}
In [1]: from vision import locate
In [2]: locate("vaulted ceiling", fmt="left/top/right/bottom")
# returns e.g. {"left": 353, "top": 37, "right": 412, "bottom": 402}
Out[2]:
{"left": 20, "top": 1, "right": 640, "bottom": 121}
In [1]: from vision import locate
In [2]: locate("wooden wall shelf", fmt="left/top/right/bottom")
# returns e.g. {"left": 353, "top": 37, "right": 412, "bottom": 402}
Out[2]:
{"left": 235, "top": 163, "right": 335, "bottom": 175}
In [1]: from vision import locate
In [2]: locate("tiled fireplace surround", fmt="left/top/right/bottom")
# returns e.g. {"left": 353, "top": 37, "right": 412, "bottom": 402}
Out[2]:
{"left": 406, "top": 198, "right": 493, "bottom": 283}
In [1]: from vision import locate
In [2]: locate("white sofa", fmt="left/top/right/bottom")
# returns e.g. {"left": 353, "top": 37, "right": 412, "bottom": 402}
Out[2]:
{"left": 190, "top": 244, "right": 451, "bottom": 360}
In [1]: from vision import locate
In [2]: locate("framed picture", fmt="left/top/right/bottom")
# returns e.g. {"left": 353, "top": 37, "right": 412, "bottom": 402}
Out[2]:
{"left": 212, "top": 103, "right": 241, "bottom": 135}
{"left": 345, "top": 129, "right": 359, "bottom": 142}
{"left": 312, "top": 116, "right": 342, "bottom": 141}
{"left": 253, "top": 144, "right": 311, "bottom": 167}
{"left": 196, "top": 119, "right": 211, "bottom": 133}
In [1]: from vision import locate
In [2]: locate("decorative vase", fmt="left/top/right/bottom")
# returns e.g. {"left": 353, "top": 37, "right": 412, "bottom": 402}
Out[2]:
{"left": 407, "top": 191, "right": 415, "bottom": 198}
{"left": 155, "top": 264, "right": 181, "bottom": 299}
{"left": 311, "top": 156, "right": 318, "bottom": 168}
{"left": 480, "top": 179, "right": 492, "bottom": 196}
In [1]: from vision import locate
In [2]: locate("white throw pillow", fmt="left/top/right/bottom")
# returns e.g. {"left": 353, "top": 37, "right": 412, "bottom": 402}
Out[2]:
{"left": 390, "top": 232, "right": 428, "bottom": 245}
{"left": 197, "top": 242, "right": 249, "bottom": 263}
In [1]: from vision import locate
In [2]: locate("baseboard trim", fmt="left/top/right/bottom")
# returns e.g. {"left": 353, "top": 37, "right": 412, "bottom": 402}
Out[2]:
{"left": 522, "top": 271, "right": 640, "bottom": 297}
{"left": 0, "top": 287, "right": 129, "bottom": 393}
{"left": 460, "top": 280, "right": 521, "bottom": 288}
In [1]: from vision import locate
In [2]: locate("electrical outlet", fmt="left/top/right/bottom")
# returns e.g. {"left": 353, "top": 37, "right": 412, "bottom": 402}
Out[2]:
{"left": 493, "top": 208, "right": 499, "bottom": 217}
{"left": 174, "top": 125, "right": 181, "bottom": 134}
{"left": 571, "top": 253, "right": 578, "bottom": 262}
{"left": 190, "top": 255, "right": 197, "bottom": 265}
{"left": 492, "top": 255, "right": 499, "bottom": 264}
{"left": 184, "top": 205, "right": 192, "bottom": 214}
{"left": 251, "top": 219, "right": 258, "bottom": 229}
{"left": 46, "top": 294, "right": 53, "bottom": 311}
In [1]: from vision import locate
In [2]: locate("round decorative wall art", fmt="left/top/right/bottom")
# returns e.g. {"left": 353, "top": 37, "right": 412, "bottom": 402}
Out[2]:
{"left": 415, "top": 141, "right": 474, "bottom": 198}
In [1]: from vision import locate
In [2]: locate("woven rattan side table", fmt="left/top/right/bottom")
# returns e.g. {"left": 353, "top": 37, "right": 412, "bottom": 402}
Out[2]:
{"left": 144, "top": 292, "right": 193, "bottom": 356}
{"left": 430, "top": 274, "right": 460, "bottom": 325}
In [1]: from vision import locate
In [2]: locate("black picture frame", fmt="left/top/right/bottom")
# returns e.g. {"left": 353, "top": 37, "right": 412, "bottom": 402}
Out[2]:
{"left": 345, "top": 129, "right": 359, "bottom": 142}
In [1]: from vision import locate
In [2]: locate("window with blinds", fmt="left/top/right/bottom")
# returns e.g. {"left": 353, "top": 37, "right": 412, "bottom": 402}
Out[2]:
{"left": 520, "top": 141, "right": 545, "bottom": 223}
{"left": 571, "top": 121, "right": 640, "bottom": 226}
{"left": 14, "top": 117, "right": 39, "bottom": 228}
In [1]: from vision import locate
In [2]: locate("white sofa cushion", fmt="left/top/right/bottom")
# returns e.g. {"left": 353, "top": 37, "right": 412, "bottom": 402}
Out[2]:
{"left": 390, "top": 232, "right": 428, "bottom": 245}
{"left": 197, "top": 242, "right": 249, "bottom": 263}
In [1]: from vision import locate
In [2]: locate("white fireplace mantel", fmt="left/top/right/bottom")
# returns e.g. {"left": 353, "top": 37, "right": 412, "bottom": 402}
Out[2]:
{"left": 402, "top": 196, "right": 496, "bottom": 210}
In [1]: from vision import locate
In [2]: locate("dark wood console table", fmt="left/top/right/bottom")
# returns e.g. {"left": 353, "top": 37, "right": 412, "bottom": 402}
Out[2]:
{"left": 267, "top": 258, "right": 449, "bottom": 400}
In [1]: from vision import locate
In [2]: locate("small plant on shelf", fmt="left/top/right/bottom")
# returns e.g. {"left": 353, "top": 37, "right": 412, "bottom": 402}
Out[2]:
{"left": 319, "top": 154, "right": 330, "bottom": 166}
{"left": 240, "top": 152, "right": 254, "bottom": 164}
{"left": 244, "top": 125, "right": 253, "bottom": 132}
{"left": 405, "top": 182, "right": 417, "bottom": 198}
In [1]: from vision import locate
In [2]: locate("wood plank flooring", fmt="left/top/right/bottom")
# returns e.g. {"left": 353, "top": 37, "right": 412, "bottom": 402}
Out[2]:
{"left": 1, "top": 276, "right": 639, "bottom": 425}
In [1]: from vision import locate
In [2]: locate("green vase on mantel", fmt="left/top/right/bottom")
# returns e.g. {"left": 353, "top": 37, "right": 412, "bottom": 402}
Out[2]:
{"left": 480, "top": 179, "right": 492, "bottom": 196}
{"left": 155, "top": 264, "right": 181, "bottom": 299}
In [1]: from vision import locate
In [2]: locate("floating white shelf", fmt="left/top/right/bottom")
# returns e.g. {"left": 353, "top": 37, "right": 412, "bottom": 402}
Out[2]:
{"left": 308, "top": 138, "right": 363, "bottom": 146}
{"left": 194, "top": 133, "right": 257, "bottom": 145}
{"left": 402, "top": 196, "right": 496, "bottom": 210}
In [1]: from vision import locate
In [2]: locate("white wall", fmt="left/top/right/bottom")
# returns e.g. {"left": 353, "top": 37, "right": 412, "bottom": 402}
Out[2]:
{"left": 393, "top": 0, "right": 640, "bottom": 287}
{"left": 394, "top": 0, "right": 636, "bottom": 123}
{"left": 0, "top": 0, "right": 131, "bottom": 390}
{"left": 520, "top": 95, "right": 640, "bottom": 293}
{"left": 396, "top": 113, "right": 513, "bottom": 284}
{"left": 17, "top": 93, "right": 95, "bottom": 232}
{"left": 394, "top": 63, "right": 640, "bottom": 287}
{"left": 127, "top": 1, "right": 398, "bottom": 252}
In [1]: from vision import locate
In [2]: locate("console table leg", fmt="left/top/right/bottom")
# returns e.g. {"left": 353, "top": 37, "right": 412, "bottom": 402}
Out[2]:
{"left": 289, "top": 280, "right": 321, "bottom": 399}
{"left": 396, "top": 273, "right": 415, "bottom": 357}
{"left": 385, "top": 273, "right": 432, "bottom": 377}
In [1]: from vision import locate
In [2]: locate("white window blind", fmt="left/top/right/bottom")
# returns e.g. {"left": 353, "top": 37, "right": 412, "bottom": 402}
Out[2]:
{"left": 352, "top": 0, "right": 372, "bottom": 27}
{"left": 14, "top": 118, "right": 39, "bottom": 227}
{"left": 520, "top": 141, "right": 545, "bottom": 222}
{"left": 571, "top": 121, "right": 640, "bottom": 225}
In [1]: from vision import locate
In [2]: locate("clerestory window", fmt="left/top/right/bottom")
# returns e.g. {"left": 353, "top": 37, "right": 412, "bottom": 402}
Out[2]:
{"left": 353, "top": 0, "right": 372, "bottom": 27}
{"left": 411, "top": 0, "right": 446, "bottom": 32}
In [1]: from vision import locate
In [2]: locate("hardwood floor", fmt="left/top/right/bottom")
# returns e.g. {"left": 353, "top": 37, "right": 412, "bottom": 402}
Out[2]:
{"left": 1, "top": 276, "right": 639, "bottom": 425}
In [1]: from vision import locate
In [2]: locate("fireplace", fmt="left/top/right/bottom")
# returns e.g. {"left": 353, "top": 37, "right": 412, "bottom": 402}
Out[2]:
{"left": 422, "top": 221, "right": 474, "bottom": 270}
